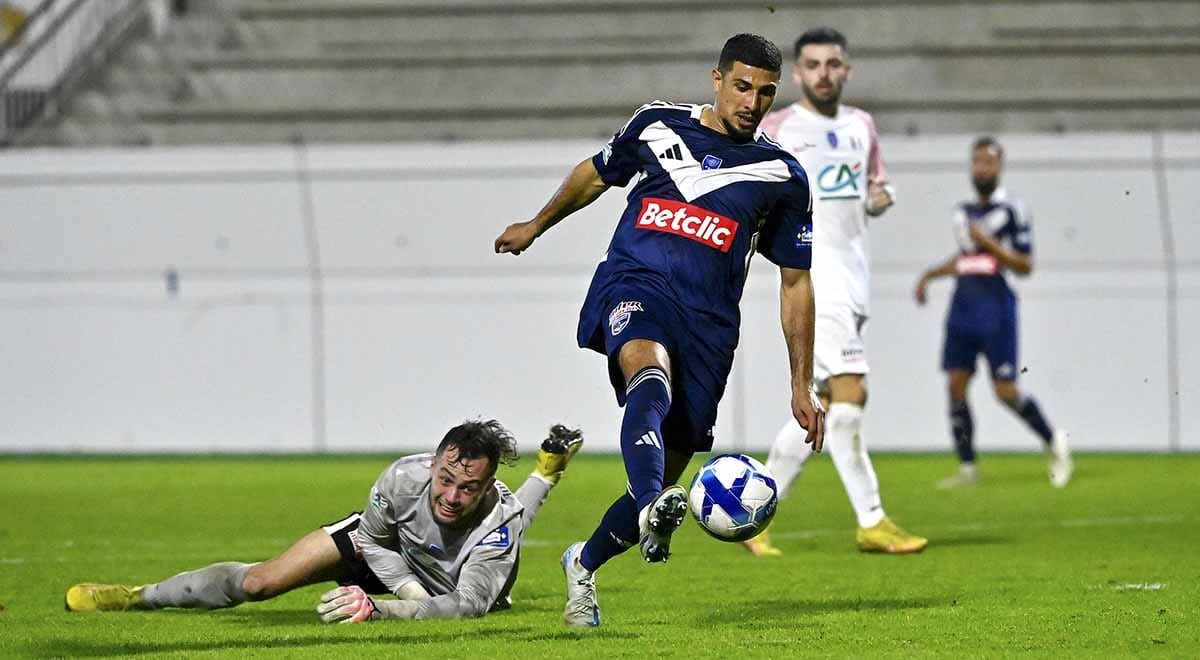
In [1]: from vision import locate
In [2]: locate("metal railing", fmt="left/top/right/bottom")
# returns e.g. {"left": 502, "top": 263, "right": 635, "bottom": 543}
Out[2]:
{"left": 0, "top": 0, "right": 147, "bottom": 146}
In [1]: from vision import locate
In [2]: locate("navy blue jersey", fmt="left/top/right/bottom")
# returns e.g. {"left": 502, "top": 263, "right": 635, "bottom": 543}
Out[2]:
{"left": 947, "top": 189, "right": 1032, "bottom": 329}
{"left": 578, "top": 101, "right": 814, "bottom": 351}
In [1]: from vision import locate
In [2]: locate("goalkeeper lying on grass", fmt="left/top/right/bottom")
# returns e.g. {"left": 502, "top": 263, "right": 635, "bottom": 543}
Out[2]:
{"left": 65, "top": 420, "right": 582, "bottom": 622}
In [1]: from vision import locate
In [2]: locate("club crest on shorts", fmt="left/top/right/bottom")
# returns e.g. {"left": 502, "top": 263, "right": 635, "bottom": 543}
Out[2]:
{"left": 609, "top": 300, "right": 644, "bottom": 336}
{"left": 796, "top": 225, "right": 813, "bottom": 248}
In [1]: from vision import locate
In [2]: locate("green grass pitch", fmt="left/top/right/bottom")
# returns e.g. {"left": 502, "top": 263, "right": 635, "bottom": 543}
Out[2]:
{"left": 1, "top": 453, "right": 1196, "bottom": 658}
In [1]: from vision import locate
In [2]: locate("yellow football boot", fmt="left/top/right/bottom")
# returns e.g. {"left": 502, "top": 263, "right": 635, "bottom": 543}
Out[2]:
{"left": 741, "top": 523, "right": 783, "bottom": 557}
{"left": 856, "top": 517, "right": 928, "bottom": 554}
{"left": 534, "top": 424, "right": 584, "bottom": 485}
{"left": 65, "top": 583, "right": 147, "bottom": 612}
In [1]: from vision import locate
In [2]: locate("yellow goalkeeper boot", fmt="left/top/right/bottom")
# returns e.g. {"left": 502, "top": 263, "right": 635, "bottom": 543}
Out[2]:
{"left": 856, "top": 517, "right": 928, "bottom": 554}
{"left": 65, "top": 583, "right": 148, "bottom": 612}
{"left": 741, "top": 523, "right": 783, "bottom": 557}
{"left": 534, "top": 424, "right": 584, "bottom": 485}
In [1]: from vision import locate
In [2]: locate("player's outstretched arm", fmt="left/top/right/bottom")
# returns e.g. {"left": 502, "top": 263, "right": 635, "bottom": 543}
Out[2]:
{"left": 494, "top": 158, "right": 609, "bottom": 255}
{"left": 967, "top": 224, "right": 1032, "bottom": 275}
{"left": 396, "top": 525, "right": 521, "bottom": 620}
{"left": 317, "top": 586, "right": 425, "bottom": 623}
{"left": 355, "top": 469, "right": 426, "bottom": 599}
{"left": 914, "top": 255, "right": 958, "bottom": 305}
{"left": 779, "top": 266, "right": 826, "bottom": 452}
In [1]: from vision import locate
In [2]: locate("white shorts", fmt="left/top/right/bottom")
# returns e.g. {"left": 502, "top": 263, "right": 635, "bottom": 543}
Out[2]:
{"left": 813, "top": 305, "right": 869, "bottom": 391}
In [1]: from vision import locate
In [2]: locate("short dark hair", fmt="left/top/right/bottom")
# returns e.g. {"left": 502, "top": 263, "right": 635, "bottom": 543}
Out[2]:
{"left": 436, "top": 419, "right": 518, "bottom": 476}
{"left": 718, "top": 33, "right": 782, "bottom": 73}
{"left": 972, "top": 135, "right": 1004, "bottom": 159}
{"left": 794, "top": 27, "right": 849, "bottom": 59}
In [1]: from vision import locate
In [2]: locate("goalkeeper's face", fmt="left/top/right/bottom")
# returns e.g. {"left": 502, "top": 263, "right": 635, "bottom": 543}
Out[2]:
{"left": 710, "top": 61, "right": 780, "bottom": 141}
{"left": 429, "top": 446, "right": 495, "bottom": 525}
{"left": 793, "top": 43, "right": 850, "bottom": 108}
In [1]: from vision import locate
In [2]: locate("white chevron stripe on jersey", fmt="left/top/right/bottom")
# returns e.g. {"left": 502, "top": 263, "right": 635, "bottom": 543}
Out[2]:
{"left": 639, "top": 121, "right": 792, "bottom": 202}
{"left": 614, "top": 101, "right": 700, "bottom": 139}
{"left": 758, "top": 132, "right": 785, "bottom": 150}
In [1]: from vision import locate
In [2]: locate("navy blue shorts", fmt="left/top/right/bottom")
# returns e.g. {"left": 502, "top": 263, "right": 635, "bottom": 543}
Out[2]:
{"left": 941, "top": 318, "right": 1019, "bottom": 380}
{"left": 579, "top": 285, "right": 732, "bottom": 454}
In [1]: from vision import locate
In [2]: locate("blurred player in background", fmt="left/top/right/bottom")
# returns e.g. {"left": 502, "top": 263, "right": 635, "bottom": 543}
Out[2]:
{"left": 914, "top": 137, "right": 1072, "bottom": 488}
{"left": 495, "top": 34, "right": 825, "bottom": 627}
{"left": 745, "top": 27, "right": 926, "bottom": 557}
{"left": 65, "top": 422, "right": 583, "bottom": 622}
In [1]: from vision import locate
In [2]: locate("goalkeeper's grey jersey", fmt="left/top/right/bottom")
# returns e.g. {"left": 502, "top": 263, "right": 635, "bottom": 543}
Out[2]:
{"left": 356, "top": 453, "right": 525, "bottom": 619}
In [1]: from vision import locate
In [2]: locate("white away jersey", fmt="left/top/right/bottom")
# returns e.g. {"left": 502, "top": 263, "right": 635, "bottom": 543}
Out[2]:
{"left": 759, "top": 103, "right": 888, "bottom": 313}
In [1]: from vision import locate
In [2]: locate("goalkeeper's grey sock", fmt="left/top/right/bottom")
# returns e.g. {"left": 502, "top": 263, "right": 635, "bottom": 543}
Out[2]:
{"left": 141, "top": 561, "right": 256, "bottom": 609}
{"left": 514, "top": 473, "right": 554, "bottom": 526}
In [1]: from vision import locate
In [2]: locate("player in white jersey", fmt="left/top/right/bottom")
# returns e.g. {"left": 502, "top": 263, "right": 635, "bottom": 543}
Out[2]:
{"left": 744, "top": 27, "right": 927, "bottom": 556}
{"left": 64, "top": 421, "right": 583, "bottom": 622}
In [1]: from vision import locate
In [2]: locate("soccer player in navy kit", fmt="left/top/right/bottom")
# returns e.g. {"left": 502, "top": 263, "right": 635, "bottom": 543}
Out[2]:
{"left": 495, "top": 34, "right": 826, "bottom": 627}
{"left": 914, "top": 137, "right": 1073, "bottom": 489}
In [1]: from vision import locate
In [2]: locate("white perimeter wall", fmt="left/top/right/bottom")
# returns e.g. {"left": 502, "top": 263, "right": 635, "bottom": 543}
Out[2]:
{"left": 0, "top": 133, "right": 1196, "bottom": 454}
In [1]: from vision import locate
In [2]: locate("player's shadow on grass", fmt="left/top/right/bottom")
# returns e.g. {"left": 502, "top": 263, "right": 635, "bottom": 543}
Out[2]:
{"left": 931, "top": 534, "right": 1012, "bottom": 548}
{"left": 144, "top": 607, "right": 317, "bottom": 627}
{"left": 30, "top": 627, "right": 639, "bottom": 658}
{"left": 210, "top": 608, "right": 323, "bottom": 626}
{"left": 28, "top": 637, "right": 376, "bottom": 658}
{"left": 698, "top": 595, "right": 949, "bottom": 626}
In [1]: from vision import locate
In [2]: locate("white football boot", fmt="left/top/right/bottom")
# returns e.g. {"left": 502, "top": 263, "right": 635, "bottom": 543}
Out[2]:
{"left": 637, "top": 485, "right": 688, "bottom": 563}
{"left": 560, "top": 542, "right": 600, "bottom": 628}
{"left": 1048, "top": 430, "right": 1074, "bottom": 488}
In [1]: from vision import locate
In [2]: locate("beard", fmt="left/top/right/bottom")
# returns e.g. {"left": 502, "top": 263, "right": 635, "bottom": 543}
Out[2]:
{"left": 802, "top": 83, "right": 841, "bottom": 112}
{"left": 973, "top": 176, "right": 998, "bottom": 198}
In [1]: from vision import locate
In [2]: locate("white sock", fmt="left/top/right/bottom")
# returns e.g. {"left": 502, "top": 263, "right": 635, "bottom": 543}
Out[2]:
{"left": 766, "top": 417, "right": 818, "bottom": 499}
{"left": 825, "top": 402, "right": 885, "bottom": 529}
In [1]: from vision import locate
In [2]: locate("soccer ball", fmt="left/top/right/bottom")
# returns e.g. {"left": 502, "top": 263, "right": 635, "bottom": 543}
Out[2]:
{"left": 688, "top": 453, "right": 778, "bottom": 542}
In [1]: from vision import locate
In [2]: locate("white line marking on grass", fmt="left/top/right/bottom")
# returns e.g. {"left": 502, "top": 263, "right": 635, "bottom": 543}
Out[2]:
{"left": 0, "top": 558, "right": 24, "bottom": 564}
{"left": 1088, "top": 582, "right": 1167, "bottom": 591}
{"left": 521, "top": 539, "right": 557, "bottom": 547}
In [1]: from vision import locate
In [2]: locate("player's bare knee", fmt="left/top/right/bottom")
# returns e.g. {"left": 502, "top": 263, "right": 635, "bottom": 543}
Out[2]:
{"left": 993, "top": 381, "right": 1020, "bottom": 409}
{"left": 617, "top": 339, "right": 671, "bottom": 383}
{"left": 240, "top": 566, "right": 279, "bottom": 601}
{"left": 845, "top": 381, "right": 868, "bottom": 407}
{"left": 828, "top": 374, "right": 867, "bottom": 406}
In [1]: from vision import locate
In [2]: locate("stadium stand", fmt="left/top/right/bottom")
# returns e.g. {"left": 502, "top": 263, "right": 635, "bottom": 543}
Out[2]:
{"left": 3, "top": 0, "right": 1200, "bottom": 146}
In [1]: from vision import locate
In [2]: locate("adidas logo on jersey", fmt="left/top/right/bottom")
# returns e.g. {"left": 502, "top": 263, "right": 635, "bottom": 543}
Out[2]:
{"left": 634, "top": 431, "right": 662, "bottom": 449}
{"left": 636, "top": 197, "right": 739, "bottom": 253}
{"left": 658, "top": 144, "right": 684, "bottom": 160}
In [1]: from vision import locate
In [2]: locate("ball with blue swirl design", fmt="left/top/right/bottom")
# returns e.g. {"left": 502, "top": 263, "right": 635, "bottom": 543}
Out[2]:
{"left": 688, "top": 453, "right": 779, "bottom": 542}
